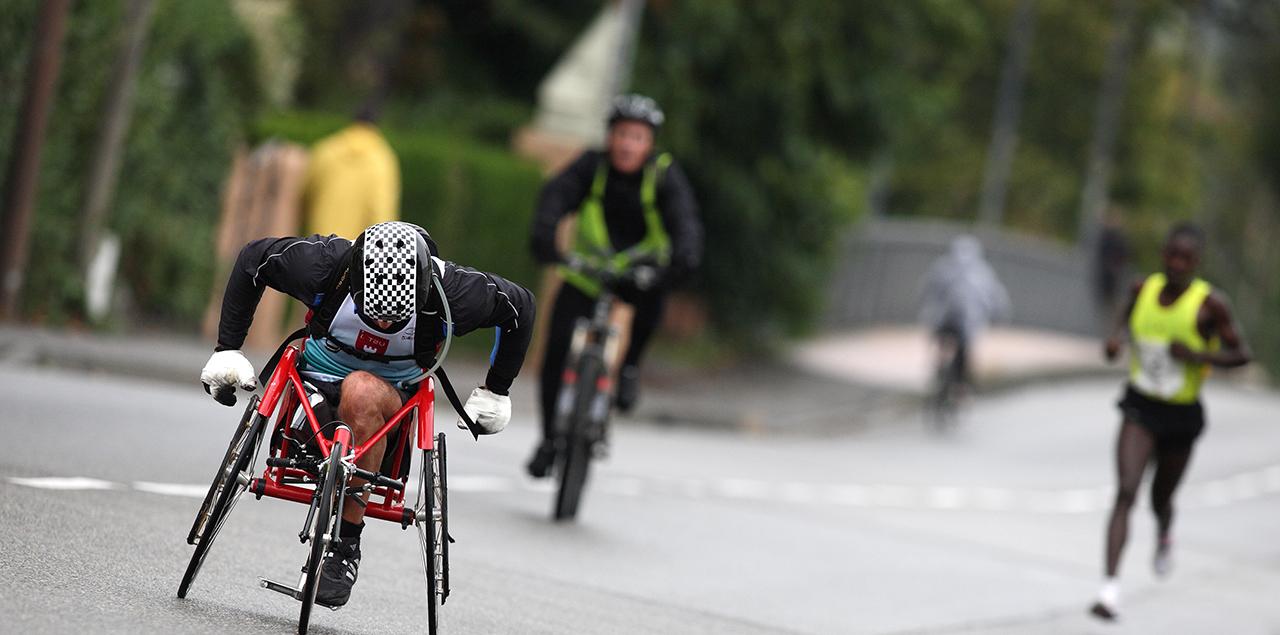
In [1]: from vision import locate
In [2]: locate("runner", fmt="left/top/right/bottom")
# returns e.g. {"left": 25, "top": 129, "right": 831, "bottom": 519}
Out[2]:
{"left": 1090, "top": 222, "right": 1251, "bottom": 621}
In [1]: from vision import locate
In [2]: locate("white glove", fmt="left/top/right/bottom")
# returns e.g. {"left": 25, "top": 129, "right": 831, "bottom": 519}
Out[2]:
{"left": 458, "top": 387, "right": 510, "bottom": 435}
{"left": 200, "top": 350, "right": 257, "bottom": 406}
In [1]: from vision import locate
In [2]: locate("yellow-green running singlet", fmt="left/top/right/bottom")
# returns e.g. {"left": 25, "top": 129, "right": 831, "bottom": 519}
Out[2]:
{"left": 1128, "top": 272, "right": 1215, "bottom": 404}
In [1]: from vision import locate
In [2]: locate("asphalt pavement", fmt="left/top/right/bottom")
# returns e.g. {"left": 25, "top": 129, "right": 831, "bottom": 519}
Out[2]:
{"left": 2, "top": 342, "right": 1279, "bottom": 634}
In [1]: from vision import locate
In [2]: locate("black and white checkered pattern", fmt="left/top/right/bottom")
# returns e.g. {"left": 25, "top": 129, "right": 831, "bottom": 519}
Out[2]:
{"left": 360, "top": 222, "right": 419, "bottom": 321}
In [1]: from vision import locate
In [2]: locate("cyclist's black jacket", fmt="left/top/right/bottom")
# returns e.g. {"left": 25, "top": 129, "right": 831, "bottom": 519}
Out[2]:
{"left": 529, "top": 150, "right": 703, "bottom": 283}
{"left": 215, "top": 234, "right": 535, "bottom": 395}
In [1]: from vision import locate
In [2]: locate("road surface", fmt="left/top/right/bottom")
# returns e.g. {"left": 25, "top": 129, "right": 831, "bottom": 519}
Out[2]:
{"left": 2, "top": 364, "right": 1278, "bottom": 634}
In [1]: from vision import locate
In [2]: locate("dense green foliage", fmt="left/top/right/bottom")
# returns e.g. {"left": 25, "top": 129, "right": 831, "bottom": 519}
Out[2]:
{"left": 7, "top": 0, "right": 1280, "bottom": 374}
{"left": 255, "top": 111, "right": 544, "bottom": 291}
{"left": 0, "top": 0, "right": 259, "bottom": 325}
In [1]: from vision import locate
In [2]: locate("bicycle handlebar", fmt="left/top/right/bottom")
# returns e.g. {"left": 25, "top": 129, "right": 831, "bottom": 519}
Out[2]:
{"left": 564, "top": 255, "right": 661, "bottom": 292}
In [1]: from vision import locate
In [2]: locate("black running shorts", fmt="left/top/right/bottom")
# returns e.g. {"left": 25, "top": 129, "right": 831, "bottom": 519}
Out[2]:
{"left": 1117, "top": 385, "right": 1205, "bottom": 451}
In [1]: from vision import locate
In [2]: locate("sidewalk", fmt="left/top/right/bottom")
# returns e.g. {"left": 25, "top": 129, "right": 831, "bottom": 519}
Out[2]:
{"left": 0, "top": 324, "right": 1120, "bottom": 435}
{"left": 790, "top": 325, "right": 1118, "bottom": 394}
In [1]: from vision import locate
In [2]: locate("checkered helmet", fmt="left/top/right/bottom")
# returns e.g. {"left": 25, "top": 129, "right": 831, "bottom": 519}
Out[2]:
{"left": 350, "top": 222, "right": 437, "bottom": 322}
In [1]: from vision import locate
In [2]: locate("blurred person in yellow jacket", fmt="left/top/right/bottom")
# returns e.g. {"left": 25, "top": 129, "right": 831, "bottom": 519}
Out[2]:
{"left": 302, "top": 103, "right": 400, "bottom": 239}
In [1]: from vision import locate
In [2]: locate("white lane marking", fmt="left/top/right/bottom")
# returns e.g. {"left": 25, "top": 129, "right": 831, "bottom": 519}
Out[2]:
{"left": 7, "top": 477, "right": 118, "bottom": 490}
{"left": 133, "top": 482, "right": 209, "bottom": 498}
{"left": 8, "top": 462, "right": 1280, "bottom": 514}
{"left": 447, "top": 475, "right": 514, "bottom": 493}
{"left": 926, "top": 486, "right": 967, "bottom": 510}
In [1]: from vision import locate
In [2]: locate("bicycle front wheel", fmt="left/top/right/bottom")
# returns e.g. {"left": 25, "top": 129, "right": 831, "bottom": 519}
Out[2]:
{"left": 554, "top": 354, "right": 602, "bottom": 521}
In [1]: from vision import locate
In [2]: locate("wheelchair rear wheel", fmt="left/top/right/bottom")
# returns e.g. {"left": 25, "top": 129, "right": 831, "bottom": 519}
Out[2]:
{"left": 178, "top": 396, "right": 265, "bottom": 598}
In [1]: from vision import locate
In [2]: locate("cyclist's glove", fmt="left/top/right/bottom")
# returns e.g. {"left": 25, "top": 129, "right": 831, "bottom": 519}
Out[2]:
{"left": 200, "top": 350, "right": 258, "bottom": 407}
{"left": 458, "top": 386, "right": 510, "bottom": 435}
{"left": 628, "top": 264, "right": 662, "bottom": 292}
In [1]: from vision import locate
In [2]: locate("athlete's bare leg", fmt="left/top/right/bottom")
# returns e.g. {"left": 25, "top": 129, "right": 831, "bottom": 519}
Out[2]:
{"left": 336, "top": 371, "right": 403, "bottom": 525}
{"left": 1150, "top": 445, "right": 1194, "bottom": 539}
{"left": 1091, "top": 420, "right": 1156, "bottom": 619}
{"left": 1105, "top": 420, "right": 1155, "bottom": 577}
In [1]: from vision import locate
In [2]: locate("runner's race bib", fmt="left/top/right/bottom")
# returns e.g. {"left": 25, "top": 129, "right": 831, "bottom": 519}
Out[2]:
{"left": 1132, "top": 339, "right": 1185, "bottom": 399}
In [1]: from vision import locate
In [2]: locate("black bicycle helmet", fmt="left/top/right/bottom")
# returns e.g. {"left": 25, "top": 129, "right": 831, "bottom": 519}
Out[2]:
{"left": 349, "top": 221, "right": 438, "bottom": 322}
{"left": 607, "top": 93, "right": 665, "bottom": 130}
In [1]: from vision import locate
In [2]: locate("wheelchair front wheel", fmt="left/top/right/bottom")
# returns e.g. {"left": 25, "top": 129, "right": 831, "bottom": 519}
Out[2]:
{"left": 298, "top": 432, "right": 346, "bottom": 634}
{"left": 415, "top": 432, "right": 448, "bottom": 634}
{"left": 178, "top": 398, "right": 265, "bottom": 598}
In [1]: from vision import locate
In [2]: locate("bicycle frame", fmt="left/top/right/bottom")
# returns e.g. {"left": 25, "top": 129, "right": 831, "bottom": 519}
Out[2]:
{"left": 249, "top": 345, "right": 435, "bottom": 526}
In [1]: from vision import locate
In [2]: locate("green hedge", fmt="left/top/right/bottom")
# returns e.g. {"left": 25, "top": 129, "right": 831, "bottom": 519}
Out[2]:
{"left": 254, "top": 111, "right": 545, "bottom": 292}
{"left": 1, "top": 0, "right": 259, "bottom": 326}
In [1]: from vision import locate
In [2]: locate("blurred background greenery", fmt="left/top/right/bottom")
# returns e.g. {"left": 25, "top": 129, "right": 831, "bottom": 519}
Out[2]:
{"left": 3, "top": 0, "right": 1280, "bottom": 374}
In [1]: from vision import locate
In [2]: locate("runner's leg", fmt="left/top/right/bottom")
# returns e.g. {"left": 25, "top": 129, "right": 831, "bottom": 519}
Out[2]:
{"left": 1092, "top": 420, "right": 1155, "bottom": 618}
{"left": 1105, "top": 420, "right": 1155, "bottom": 577}
{"left": 1151, "top": 444, "right": 1194, "bottom": 541}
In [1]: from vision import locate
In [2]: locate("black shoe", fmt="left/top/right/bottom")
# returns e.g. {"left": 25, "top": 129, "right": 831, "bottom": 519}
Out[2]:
{"left": 526, "top": 441, "right": 557, "bottom": 479}
{"left": 315, "top": 537, "right": 361, "bottom": 607}
{"left": 614, "top": 365, "right": 641, "bottom": 413}
{"left": 1089, "top": 601, "right": 1117, "bottom": 622}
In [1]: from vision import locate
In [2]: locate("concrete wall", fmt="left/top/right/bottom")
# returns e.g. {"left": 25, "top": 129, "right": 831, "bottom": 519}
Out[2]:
{"left": 825, "top": 219, "right": 1102, "bottom": 336}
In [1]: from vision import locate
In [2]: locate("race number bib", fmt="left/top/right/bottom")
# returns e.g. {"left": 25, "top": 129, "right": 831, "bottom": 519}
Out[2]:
{"left": 1132, "top": 340, "right": 1185, "bottom": 399}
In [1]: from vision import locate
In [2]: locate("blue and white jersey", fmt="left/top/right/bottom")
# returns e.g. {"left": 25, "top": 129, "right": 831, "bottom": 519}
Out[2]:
{"left": 300, "top": 294, "right": 422, "bottom": 384}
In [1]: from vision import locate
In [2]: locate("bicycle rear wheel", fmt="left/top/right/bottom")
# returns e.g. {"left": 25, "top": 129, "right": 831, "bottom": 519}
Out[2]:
{"left": 554, "top": 354, "right": 602, "bottom": 521}
{"left": 178, "top": 397, "right": 265, "bottom": 598}
{"left": 298, "top": 434, "right": 345, "bottom": 634}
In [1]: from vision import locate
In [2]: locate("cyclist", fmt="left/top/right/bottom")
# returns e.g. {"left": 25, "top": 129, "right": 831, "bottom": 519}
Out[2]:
{"left": 525, "top": 94, "right": 703, "bottom": 477}
{"left": 199, "top": 221, "right": 534, "bottom": 607}
{"left": 1089, "top": 222, "right": 1251, "bottom": 621}
{"left": 918, "top": 235, "right": 1010, "bottom": 389}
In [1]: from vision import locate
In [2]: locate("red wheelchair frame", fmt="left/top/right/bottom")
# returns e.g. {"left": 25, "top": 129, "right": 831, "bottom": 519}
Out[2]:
{"left": 178, "top": 342, "right": 450, "bottom": 634}
{"left": 251, "top": 345, "right": 434, "bottom": 525}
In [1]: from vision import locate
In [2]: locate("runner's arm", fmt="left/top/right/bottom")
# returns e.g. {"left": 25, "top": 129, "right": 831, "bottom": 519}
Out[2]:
{"left": 439, "top": 263, "right": 536, "bottom": 395}
{"left": 1173, "top": 292, "right": 1251, "bottom": 368}
{"left": 1104, "top": 280, "right": 1143, "bottom": 361}
{"left": 215, "top": 235, "right": 350, "bottom": 351}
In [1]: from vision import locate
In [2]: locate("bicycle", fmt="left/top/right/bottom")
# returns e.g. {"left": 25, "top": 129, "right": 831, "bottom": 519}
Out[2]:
{"left": 926, "top": 324, "right": 967, "bottom": 433}
{"left": 177, "top": 340, "right": 468, "bottom": 634}
{"left": 550, "top": 259, "right": 657, "bottom": 521}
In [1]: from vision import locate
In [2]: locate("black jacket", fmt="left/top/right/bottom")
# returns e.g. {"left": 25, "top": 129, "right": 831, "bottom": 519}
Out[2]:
{"left": 529, "top": 150, "right": 703, "bottom": 283}
{"left": 215, "top": 234, "right": 535, "bottom": 394}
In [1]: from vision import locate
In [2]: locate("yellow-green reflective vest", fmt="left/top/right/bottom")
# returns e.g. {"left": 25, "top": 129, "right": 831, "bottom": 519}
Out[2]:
{"left": 560, "top": 153, "right": 673, "bottom": 297}
{"left": 1128, "top": 272, "right": 1216, "bottom": 404}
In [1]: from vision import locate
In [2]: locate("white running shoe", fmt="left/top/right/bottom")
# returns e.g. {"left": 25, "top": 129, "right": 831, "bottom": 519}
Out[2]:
{"left": 1154, "top": 538, "right": 1174, "bottom": 578}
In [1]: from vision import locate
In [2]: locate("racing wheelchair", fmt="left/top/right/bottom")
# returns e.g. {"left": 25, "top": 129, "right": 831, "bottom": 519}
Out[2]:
{"left": 176, "top": 339, "right": 470, "bottom": 634}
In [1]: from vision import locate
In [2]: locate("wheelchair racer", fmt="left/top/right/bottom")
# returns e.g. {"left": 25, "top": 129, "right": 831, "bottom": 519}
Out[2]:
{"left": 199, "top": 221, "right": 535, "bottom": 607}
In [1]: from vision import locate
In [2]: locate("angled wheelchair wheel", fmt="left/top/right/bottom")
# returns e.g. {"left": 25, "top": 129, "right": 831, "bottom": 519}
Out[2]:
{"left": 178, "top": 396, "right": 265, "bottom": 598}
{"left": 298, "top": 434, "right": 346, "bottom": 634}
{"left": 415, "top": 433, "right": 448, "bottom": 634}
{"left": 554, "top": 354, "right": 601, "bottom": 522}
